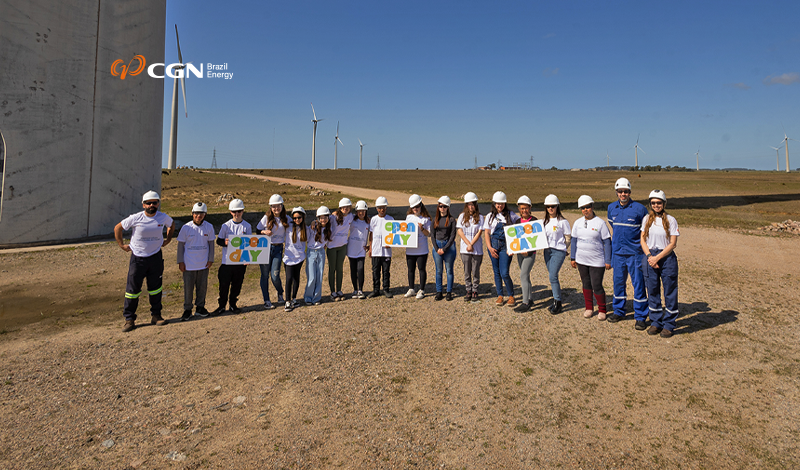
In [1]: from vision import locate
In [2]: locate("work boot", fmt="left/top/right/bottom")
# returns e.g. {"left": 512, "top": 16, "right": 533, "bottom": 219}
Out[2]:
{"left": 647, "top": 325, "right": 662, "bottom": 335}
{"left": 122, "top": 320, "right": 136, "bottom": 333}
{"left": 606, "top": 313, "right": 624, "bottom": 323}
{"left": 634, "top": 320, "right": 647, "bottom": 331}
{"left": 151, "top": 315, "right": 167, "bottom": 326}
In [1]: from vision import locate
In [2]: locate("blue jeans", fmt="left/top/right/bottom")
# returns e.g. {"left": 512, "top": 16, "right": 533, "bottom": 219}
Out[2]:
{"left": 304, "top": 248, "right": 326, "bottom": 304}
{"left": 259, "top": 244, "right": 284, "bottom": 302}
{"left": 543, "top": 248, "right": 567, "bottom": 302}
{"left": 432, "top": 240, "right": 456, "bottom": 293}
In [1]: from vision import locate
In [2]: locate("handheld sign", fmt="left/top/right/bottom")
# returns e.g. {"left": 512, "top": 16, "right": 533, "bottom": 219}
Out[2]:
{"left": 382, "top": 220, "right": 418, "bottom": 248}
{"left": 225, "top": 235, "right": 271, "bottom": 264}
{"left": 504, "top": 220, "right": 549, "bottom": 254}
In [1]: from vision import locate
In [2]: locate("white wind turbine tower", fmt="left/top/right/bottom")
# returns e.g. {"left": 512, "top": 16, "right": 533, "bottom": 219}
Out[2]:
{"left": 310, "top": 103, "right": 323, "bottom": 169}
{"left": 770, "top": 146, "right": 781, "bottom": 171}
{"left": 695, "top": 148, "right": 700, "bottom": 171}
{"left": 167, "top": 24, "right": 188, "bottom": 170}
{"left": 779, "top": 129, "right": 794, "bottom": 173}
{"left": 606, "top": 150, "right": 610, "bottom": 167}
{"left": 358, "top": 139, "right": 364, "bottom": 170}
{"left": 632, "top": 134, "right": 646, "bottom": 167}
{"left": 334, "top": 121, "right": 344, "bottom": 169}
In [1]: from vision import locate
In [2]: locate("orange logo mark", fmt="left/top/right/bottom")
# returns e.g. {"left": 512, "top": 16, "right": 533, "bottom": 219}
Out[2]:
{"left": 111, "top": 55, "right": 146, "bottom": 80}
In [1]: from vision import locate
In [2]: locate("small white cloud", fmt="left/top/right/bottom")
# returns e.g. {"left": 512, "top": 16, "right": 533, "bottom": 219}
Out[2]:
{"left": 763, "top": 73, "right": 800, "bottom": 86}
{"left": 542, "top": 67, "right": 559, "bottom": 76}
{"left": 725, "top": 82, "right": 750, "bottom": 90}
{"left": 543, "top": 33, "right": 556, "bottom": 39}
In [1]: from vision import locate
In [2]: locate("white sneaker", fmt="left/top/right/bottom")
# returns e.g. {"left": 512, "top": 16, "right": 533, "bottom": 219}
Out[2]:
{"left": 357, "top": 290, "right": 365, "bottom": 299}
{"left": 404, "top": 288, "right": 416, "bottom": 298}
{"left": 416, "top": 289, "right": 425, "bottom": 299}
{"left": 351, "top": 291, "right": 359, "bottom": 299}
{"left": 284, "top": 301, "right": 292, "bottom": 312}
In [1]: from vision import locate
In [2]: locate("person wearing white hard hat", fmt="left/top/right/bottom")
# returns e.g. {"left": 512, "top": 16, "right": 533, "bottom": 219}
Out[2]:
{"left": 541, "top": 194, "right": 571, "bottom": 314}
{"left": 327, "top": 197, "right": 355, "bottom": 301}
{"left": 570, "top": 196, "right": 612, "bottom": 320}
{"left": 115, "top": 190, "right": 175, "bottom": 332}
{"left": 430, "top": 195, "right": 458, "bottom": 301}
{"left": 640, "top": 190, "right": 680, "bottom": 338}
{"left": 283, "top": 207, "right": 311, "bottom": 311}
{"left": 257, "top": 194, "right": 289, "bottom": 310}
{"left": 214, "top": 198, "right": 252, "bottom": 315}
{"left": 607, "top": 177, "right": 650, "bottom": 328}
{"left": 366, "top": 196, "right": 394, "bottom": 298}
{"left": 176, "top": 202, "right": 215, "bottom": 321}
{"left": 304, "top": 206, "right": 333, "bottom": 305}
{"left": 514, "top": 195, "right": 538, "bottom": 312}
{"left": 347, "top": 200, "right": 370, "bottom": 299}
{"left": 456, "top": 191, "right": 484, "bottom": 302}
{"left": 404, "top": 194, "right": 432, "bottom": 299}
{"left": 483, "top": 191, "right": 520, "bottom": 307}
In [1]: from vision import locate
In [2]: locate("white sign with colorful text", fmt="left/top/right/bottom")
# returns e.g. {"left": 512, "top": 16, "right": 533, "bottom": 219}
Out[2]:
{"left": 382, "top": 221, "right": 418, "bottom": 248}
{"left": 504, "top": 220, "right": 549, "bottom": 254}
{"left": 225, "top": 235, "right": 271, "bottom": 264}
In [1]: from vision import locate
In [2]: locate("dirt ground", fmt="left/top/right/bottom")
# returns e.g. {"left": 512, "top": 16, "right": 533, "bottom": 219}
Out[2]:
{"left": 1, "top": 176, "right": 799, "bottom": 469}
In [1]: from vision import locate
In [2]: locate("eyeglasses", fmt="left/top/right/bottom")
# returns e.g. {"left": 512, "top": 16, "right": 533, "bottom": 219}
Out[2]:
{"left": 143, "top": 201, "right": 159, "bottom": 206}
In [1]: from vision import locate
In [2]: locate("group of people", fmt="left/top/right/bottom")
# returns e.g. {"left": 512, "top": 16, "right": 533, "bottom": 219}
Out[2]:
{"left": 114, "top": 177, "right": 680, "bottom": 337}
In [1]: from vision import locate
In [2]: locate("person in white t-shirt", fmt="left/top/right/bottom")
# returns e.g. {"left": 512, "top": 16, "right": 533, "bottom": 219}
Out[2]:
{"left": 404, "top": 194, "right": 432, "bottom": 300}
{"left": 327, "top": 198, "right": 354, "bottom": 301}
{"left": 304, "top": 206, "right": 332, "bottom": 305}
{"left": 483, "top": 191, "right": 520, "bottom": 307}
{"left": 257, "top": 194, "right": 289, "bottom": 309}
{"left": 366, "top": 197, "right": 394, "bottom": 298}
{"left": 176, "top": 202, "right": 215, "bottom": 321}
{"left": 347, "top": 200, "right": 370, "bottom": 299}
{"left": 114, "top": 190, "right": 175, "bottom": 332}
{"left": 640, "top": 190, "right": 680, "bottom": 338}
{"left": 570, "top": 195, "right": 611, "bottom": 320}
{"left": 214, "top": 199, "right": 251, "bottom": 315}
{"left": 283, "top": 207, "right": 311, "bottom": 311}
{"left": 541, "top": 194, "right": 571, "bottom": 315}
{"left": 456, "top": 192, "right": 484, "bottom": 302}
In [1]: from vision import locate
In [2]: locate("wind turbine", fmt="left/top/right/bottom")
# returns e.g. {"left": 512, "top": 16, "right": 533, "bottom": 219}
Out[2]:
{"left": 631, "top": 134, "right": 646, "bottom": 167}
{"left": 693, "top": 147, "right": 700, "bottom": 171}
{"left": 358, "top": 139, "right": 364, "bottom": 170}
{"left": 167, "top": 24, "right": 188, "bottom": 170}
{"left": 606, "top": 150, "right": 610, "bottom": 167}
{"left": 770, "top": 146, "right": 781, "bottom": 171}
{"left": 311, "top": 103, "right": 323, "bottom": 169}
{"left": 334, "top": 121, "right": 343, "bottom": 170}
{"left": 779, "top": 128, "right": 794, "bottom": 173}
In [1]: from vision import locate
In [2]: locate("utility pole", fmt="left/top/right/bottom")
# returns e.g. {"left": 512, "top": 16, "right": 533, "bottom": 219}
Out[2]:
{"left": 211, "top": 148, "right": 218, "bottom": 169}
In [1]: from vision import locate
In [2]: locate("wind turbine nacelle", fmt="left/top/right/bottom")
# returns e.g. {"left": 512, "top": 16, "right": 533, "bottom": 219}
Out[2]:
{"left": 147, "top": 63, "right": 203, "bottom": 79}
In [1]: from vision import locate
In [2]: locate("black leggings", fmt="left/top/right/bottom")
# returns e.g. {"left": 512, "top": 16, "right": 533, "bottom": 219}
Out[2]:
{"left": 349, "top": 257, "right": 365, "bottom": 291}
{"left": 406, "top": 254, "right": 428, "bottom": 290}
{"left": 577, "top": 263, "right": 605, "bottom": 294}
{"left": 285, "top": 262, "right": 304, "bottom": 300}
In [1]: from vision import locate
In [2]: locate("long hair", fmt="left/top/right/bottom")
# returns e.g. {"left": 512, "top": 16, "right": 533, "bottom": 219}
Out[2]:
{"left": 354, "top": 209, "right": 368, "bottom": 222}
{"left": 314, "top": 217, "right": 332, "bottom": 243}
{"left": 460, "top": 202, "right": 480, "bottom": 227}
{"left": 642, "top": 203, "right": 670, "bottom": 241}
{"left": 333, "top": 207, "right": 347, "bottom": 225}
{"left": 488, "top": 203, "right": 510, "bottom": 225}
{"left": 406, "top": 203, "right": 431, "bottom": 219}
{"left": 434, "top": 206, "right": 453, "bottom": 229}
{"left": 543, "top": 205, "right": 565, "bottom": 225}
{"left": 291, "top": 214, "right": 307, "bottom": 243}
{"left": 267, "top": 205, "right": 289, "bottom": 230}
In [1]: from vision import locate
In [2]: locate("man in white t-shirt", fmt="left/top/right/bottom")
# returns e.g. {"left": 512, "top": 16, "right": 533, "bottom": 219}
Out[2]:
{"left": 114, "top": 190, "right": 175, "bottom": 332}
{"left": 176, "top": 202, "right": 215, "bottom": 321}
{"left": 366, "top": 197, "right": 394, "bottom": 298}
{"left": 214, "top": 199, "right": 252, "bottom": 314}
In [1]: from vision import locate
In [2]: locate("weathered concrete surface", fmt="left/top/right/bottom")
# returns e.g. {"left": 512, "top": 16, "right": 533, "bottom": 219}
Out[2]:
{"left": 0, "top": 0, "right": 165, "bottom": 246}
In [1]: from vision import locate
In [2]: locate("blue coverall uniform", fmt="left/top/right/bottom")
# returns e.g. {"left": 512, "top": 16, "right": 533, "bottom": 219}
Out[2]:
{"left": 608, "top": 199, "right": 649, "bottom": 321}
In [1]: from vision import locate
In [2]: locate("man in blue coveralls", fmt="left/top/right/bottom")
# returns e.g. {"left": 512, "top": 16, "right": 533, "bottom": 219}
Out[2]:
{"left": 606, "top": 178, "right": 649, "bottom": 329}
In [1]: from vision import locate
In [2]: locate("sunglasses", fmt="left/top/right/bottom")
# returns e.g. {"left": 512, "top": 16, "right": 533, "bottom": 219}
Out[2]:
{"left": 438, "top": 205, "right": 448, "bottom": 208}
{"left": 617, "top": 190, "right": 630, "bottom": 194}
{"left": 650, "top": 201, "right": 664, "bottom": 205}
{"left": 231, "top": 210, "right": 243, "bottom": 214}
{"left": 292, "top": 216, "right": 303, "bottom": 220}
{"left": 143, "top": 201, "right": 159, "bottom": 206}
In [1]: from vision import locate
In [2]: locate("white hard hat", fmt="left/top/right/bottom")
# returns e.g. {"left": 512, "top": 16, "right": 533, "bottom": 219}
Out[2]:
{"left": 269, "top": 194, "right": 284, "bottom": 205}
{"left": 517, "top": 195, "right": 532, "bottom": 206}
{"left": 316, "top": 205, "right": 331, "bottom": 217}
{"left": 375, "top": 196, "right": 388, "bottom": 207}
{"left": 291, "top": 206, "right": 306, "bottom": 216}
{"left": 649, "top": 189, "right": 667, "bottom": 203}
{"left": 355, "top": 200, "right": 368, "bottom": 211}
{"left": 142, "top": 190, "right": 160, "bottom": 203}
{"left": 544, "top": 194, "right": 560, "bottom": 206}
{"left": 492, "top": 191, "right": 507, "bottom": 203}
{"left": 578, "top": 195, "right": 594, "bottom": 208}
{"left": 339, "top": 197, "right": 352, "bottom": 208}
{"left": 229, "top": 199, "right": 245, "bottom": 211}
{"left": 615, "top": 177, "right": 632, "bottom": 191}
{"left": 438, "top": 195, "right": 451, "bottom": 207}
{"left": 192, "top": 202, "right": 208, "bottom": 213}
{"left": 464, "top": 192, "right": 479, "bottom": 203}
{"left": 409, "top": 194, "right": 423, "bottom": 207}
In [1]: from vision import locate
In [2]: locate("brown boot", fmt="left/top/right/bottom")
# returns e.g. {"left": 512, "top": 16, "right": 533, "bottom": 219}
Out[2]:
{"left": 151, "top": 315, "right": 167, "bottom": 326}
{"left": 122, "top": 320, "right": 136, "bottom": 332}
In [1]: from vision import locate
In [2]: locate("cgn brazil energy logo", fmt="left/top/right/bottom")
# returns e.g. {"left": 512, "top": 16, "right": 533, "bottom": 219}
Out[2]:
{"left": 111, "top": 55, "right": 233, "bottom": 80}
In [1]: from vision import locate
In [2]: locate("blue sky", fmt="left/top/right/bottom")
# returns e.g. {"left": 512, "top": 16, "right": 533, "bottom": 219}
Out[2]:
{"left": 161, "top": 0, "right": 800, "bottom": 171}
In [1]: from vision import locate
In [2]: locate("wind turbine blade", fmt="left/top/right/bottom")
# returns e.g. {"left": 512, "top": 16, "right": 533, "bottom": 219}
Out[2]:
{"left": 636, "top": 133, "right": 640, "bottom": 145}
{"left": 638, "top": 146, "right": 646, "bottom": 154}
{"left": 180, "top": 75, "right": 187, "bottom": 118}
{"left": 175, "top": 25, "right": 183, "bottom": 64}
{"left": 337, "top": 137, "right": 344, "bottom": 146}
{"left": 337, "top": 121, "right": 340, "bottom": 134}
{"left": 358, "top": 139, "right": 363, "bottom": 146}
{"left": 770, "top": 146, "right": 780, "bottom": 150}
{"left": 311, "top": 102, "right": 317, "bottom": 121}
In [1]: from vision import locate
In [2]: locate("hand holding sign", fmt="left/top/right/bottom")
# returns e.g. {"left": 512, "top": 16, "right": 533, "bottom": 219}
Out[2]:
{"left": 504, "top": 220, "right": 549, "bottom": 254}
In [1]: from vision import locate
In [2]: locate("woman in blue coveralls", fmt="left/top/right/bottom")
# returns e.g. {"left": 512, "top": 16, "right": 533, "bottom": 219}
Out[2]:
{"left": 640, "top": 190, "right": 680, "bottom": 338}
{"left": 483, "top": 191, "right": 520, "bottom": 308}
